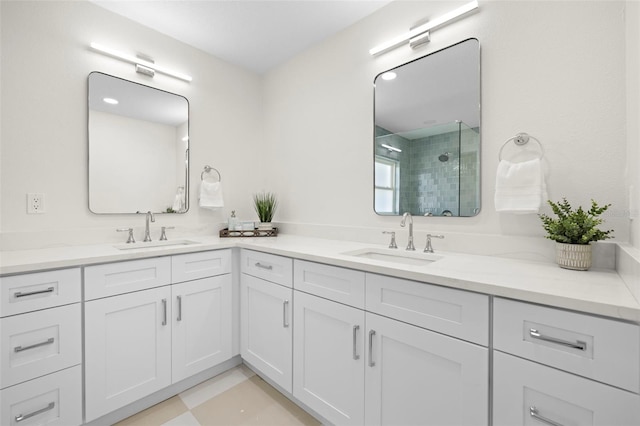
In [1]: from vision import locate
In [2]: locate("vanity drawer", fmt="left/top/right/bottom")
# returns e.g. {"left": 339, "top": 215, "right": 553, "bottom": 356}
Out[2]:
{"left": 294, "top": 260, "right": 365, "bottom": 308}
{"left": 493, "top": 298, "right": 640, "bottom": 393}
{"left": 84, "top": 257, "right": 171, "bottom": 300}
{"left": 172, "top": 249, "right": 231, "bottom": 283}
{"left": 0, "top": 304, "right": 81, "bottom": 389}
{"left": 494, "top": 351, "right": 640, "bottom": 426}
{"left": 0, "top": 365, "right": 82, "bottom": 426}
{"left": 0, "top": 269, "right": 80, "bottom": 317}
{"left": 241, "top": 250, "right": 293, "bottom": 288}
{"left": 365, "top": 274, "right": 489, "bottom": 345}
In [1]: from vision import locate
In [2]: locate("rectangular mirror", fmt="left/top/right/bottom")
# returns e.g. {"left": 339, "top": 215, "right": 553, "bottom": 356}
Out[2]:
{"left": 374, "top": 38, "right": 480, "bottom": 217}
{"left": 88, "top": 72, "right": 189, "bottom": 214}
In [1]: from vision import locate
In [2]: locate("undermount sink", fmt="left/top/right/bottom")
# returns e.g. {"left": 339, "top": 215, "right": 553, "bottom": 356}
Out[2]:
{"left": 343, "top": 248, "right": 442, "bottom": 266}
{"left": 113, "top": 239, "right": 200, "bottom": 250}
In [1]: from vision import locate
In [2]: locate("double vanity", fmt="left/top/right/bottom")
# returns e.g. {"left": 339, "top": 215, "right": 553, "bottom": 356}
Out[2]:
{"left": 1, "top": 235, "right": 639, "bottom": 425}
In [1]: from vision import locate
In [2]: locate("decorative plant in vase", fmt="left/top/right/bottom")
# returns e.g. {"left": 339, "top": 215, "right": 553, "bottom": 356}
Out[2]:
{"left": 539, "top": 198, "right": 613, "bottom": 270}
{"left": 253, "top": 192, "right": 278, "bottom": 230}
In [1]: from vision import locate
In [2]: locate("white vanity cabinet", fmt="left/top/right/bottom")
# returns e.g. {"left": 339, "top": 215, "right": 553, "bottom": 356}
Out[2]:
{"left": 364, "top": 273, "right": 489, "bottom": 426}
{"left": 0, "top": 268, "right": 82, "bottom": 426}
{"left": 85, "top": 285, "right": 172, "bottom": 421}
{"left": 240, "top": 250, "right": 293, "bottom": 393}
{"left": 493, "top": 298, "right": 640, "bottom": 425}
{"left": 290, "top": 258, "right": 489, "bottom": 426}
{"left": 171, "top": 273, "right": 232, "bottom": 382}
{"left": 292, "top": 262, "right": 366, "bottom": 425}
{"left": 84, "top": 250, "right": 232, "bottom": 422}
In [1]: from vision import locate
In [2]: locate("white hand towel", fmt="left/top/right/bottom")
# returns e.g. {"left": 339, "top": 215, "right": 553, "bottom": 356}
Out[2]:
{"left": 199, "top": 181, "right": 224, "bottom": 210}
{"left": 494, "top": 158, "right": 547, "bottom": 214}
{"left": 172, "top": 187, "right": 185, "bottom": 212}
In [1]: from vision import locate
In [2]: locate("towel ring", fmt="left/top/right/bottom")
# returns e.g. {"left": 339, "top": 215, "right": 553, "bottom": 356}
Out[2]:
{"left": 201, "top": 165, "right": 221, "bottom": 182}
{"left": 498, "top": 133, "right": 544, "bottom": 161}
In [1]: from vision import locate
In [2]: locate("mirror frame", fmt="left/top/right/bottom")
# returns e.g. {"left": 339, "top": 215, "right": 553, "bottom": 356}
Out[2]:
{"left": 372, "top": 38, "right": 481, "bottom": 218}
{"left": 87, "top": 72, "right": 190, "bottom": 215}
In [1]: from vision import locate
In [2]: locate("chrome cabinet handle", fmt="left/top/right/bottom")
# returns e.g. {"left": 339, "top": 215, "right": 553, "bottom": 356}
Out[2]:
{"left": 368, "top": 330, "right": 376, "bottom": 367}
{"left": 14, "top": 287, "right": 54, "bottom": 298}
{"left": 530, "top": 406, "right": 564, "bottom": 426}
{"left": 176, "top": 296, "right": 182, "bottom": 321}
{"left": 353, "top": 325, "right": 360, "bottom": 360}
{"left": 15, "top": 402, "right": 55, "bottom": 422}
{"left": 283, "top": 300, "right": 289, "bottom": 328}
{"left": 255, "top": 262, "right": 273, "bottom": 270}
{"left": 14, "top": 337, "right": 55, "bottom": 353}
{"left": 529, "top": 329, "right": 587, "bottom": 351}
{"left": 162, "top": 299, "right": 167, "bottom": 326}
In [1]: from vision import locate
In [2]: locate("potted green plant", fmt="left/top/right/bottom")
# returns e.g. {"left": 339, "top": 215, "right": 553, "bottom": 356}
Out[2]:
{"left": 539, "top": 198, "right": 613, "bottom": 270}
{"left": 253, "top": 192, "right": 278, "bottom": 230}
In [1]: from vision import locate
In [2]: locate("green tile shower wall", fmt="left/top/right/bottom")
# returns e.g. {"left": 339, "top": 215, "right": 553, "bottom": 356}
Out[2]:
{"left": 375, "top": 126, "right": 479, "bottom": 216}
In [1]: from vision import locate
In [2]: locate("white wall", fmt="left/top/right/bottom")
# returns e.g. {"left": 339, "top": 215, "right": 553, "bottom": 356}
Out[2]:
{"left": 262, "top": 0, "right": 631, "bottom": 249}
{"left": 1, "top": 0, "right": 637, "bottom": 256}
{"left": 0, "top": 0, "right": 263, "bottom": 248}
{"left": 627, "top": 0, "right": 640, "bottom": 250}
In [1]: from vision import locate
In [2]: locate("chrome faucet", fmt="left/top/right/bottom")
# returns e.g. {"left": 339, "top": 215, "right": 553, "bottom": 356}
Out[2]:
{"left": 400, "top": 212, "right": 415, "bottom": 251}
{"left": 424, "top": 234, "right": 445, "bottom": 253}
{"left": 143, "top": 211, "right": 155, "bottom": 242}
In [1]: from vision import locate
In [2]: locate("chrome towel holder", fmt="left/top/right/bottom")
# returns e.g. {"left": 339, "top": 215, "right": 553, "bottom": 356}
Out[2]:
{"left": 498, "top": 132, "right": 544, "bottom": 161}
{"left": 201, "top": 165, "right": 221, "bottom": 182}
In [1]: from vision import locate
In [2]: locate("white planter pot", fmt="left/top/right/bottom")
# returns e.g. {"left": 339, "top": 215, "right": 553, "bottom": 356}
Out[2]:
{"left": 555, "top": 242, "right": 592, "bottom": 271}
{"left": 257, "top": 222, "right": 273, "bottom": 231}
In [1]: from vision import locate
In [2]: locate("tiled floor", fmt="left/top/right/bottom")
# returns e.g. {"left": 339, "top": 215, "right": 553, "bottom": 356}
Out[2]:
{"left": 115, "top": 365, "right": 321, "bottom": 426}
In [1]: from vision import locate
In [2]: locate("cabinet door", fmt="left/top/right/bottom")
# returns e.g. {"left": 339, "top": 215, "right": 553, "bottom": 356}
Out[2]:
{"left": 241, "top": 274, "right": 293, "bottom": 392}
{"left": 293, "top": 291, "right": 365, "bottom": 425}
{"left": 172, "top": 275, "right": 232, "bottom": 382}
{"left": 365, "top": 313, "right": 488, "bottom": 426}
{"left": 85, "top": 286, "right": 172, "bottom": 422}
{"left": 494, "top": 351, "right": 640, "bottom": 426}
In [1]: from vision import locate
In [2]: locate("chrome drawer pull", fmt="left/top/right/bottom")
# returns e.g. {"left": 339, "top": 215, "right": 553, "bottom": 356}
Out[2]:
{"left": 530, "top": 406, "right": 564, "bottom": 426}
{"left": 255, "top": 262, "right": 273, "bottom": 270}
{"left": 14, "top": 287, "right": 55, "bottom": 298}
{"left": 15, "top": 402, "right": 55, "bottom": 422}
{"left": 162, "top": 299, "right": 167, "bottom": 326}
{"left": 529, "top": 329, "right": 587, "bottom": 351}
{"left": 368, "top": 330, "right": 376, "bottom": 367}
{"left": 353, "top": 325, "right": 360, "bottom": 360}
{"left": 177, "top": 295, "right": 182, "bottom": 321}
{"left": 283, "top": 300, "right": 290, "bottom": 328}
{"left": 14, "top": 337, "right": 55, "bottom": 353}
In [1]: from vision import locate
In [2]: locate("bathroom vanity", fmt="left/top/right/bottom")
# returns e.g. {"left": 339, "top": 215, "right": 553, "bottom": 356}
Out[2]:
{"left": 1, "top": 235, "right": 639, "bottom": 425}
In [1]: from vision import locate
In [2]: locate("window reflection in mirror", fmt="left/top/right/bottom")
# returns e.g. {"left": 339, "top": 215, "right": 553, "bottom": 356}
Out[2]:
{"left": 88, "top": 72, "right": 189, "bottom": 214}
{"left": 374, "top": 38, "right": 480, "bottom": 217}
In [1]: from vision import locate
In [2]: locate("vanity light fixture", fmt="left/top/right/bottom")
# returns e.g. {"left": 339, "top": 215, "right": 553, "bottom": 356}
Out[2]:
{"left": 369, "top": 0, "right": 478, "bottom": 56}
{"left": 381, "top": 71, "right": 397, "bottom": 81}
{"left": 381, "top": 144, "right": 402, "bottom": 153}
{"left": 89, "top": 42, "right": 193, "bottom": 82}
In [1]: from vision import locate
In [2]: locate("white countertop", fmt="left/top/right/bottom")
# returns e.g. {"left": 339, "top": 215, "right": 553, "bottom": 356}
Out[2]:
{"left": 1, "top": 234, "right": 639, "bottom": 322}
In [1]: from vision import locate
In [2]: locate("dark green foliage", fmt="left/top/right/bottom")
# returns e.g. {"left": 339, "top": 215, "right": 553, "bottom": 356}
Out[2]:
{"left": 253, "top": 192, "right": 278, "bottom": 223}
{"left": 539, "top": 198, "right": 613, "bottom": 244}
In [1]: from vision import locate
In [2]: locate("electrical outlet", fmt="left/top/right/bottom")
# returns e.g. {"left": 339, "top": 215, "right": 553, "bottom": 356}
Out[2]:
{"left": 27, "top": 193, "right": 45, "bottom": 214}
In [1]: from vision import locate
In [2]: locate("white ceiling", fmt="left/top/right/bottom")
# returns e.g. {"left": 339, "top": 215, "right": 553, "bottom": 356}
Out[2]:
{"left": 90, "top": 0, "right": 392, "bottom": 74}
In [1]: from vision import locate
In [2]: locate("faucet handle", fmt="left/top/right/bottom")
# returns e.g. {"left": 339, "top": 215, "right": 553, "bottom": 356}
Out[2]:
{"left": 117, "top": 228, "right": 135, "bottom": 244}
{"left": 424, "top": 234, "right": 444, "bottom": 253}
{"left": 382, "top": 231, "right": 398, "bottom": 249}
{"left": 160, "top": 226, "right": 175, "bottom": 241}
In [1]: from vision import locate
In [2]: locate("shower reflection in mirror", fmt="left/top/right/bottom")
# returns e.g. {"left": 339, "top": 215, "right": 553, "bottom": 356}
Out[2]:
{"left": 375, "top": 121, "right": 479, "bottom": 216}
